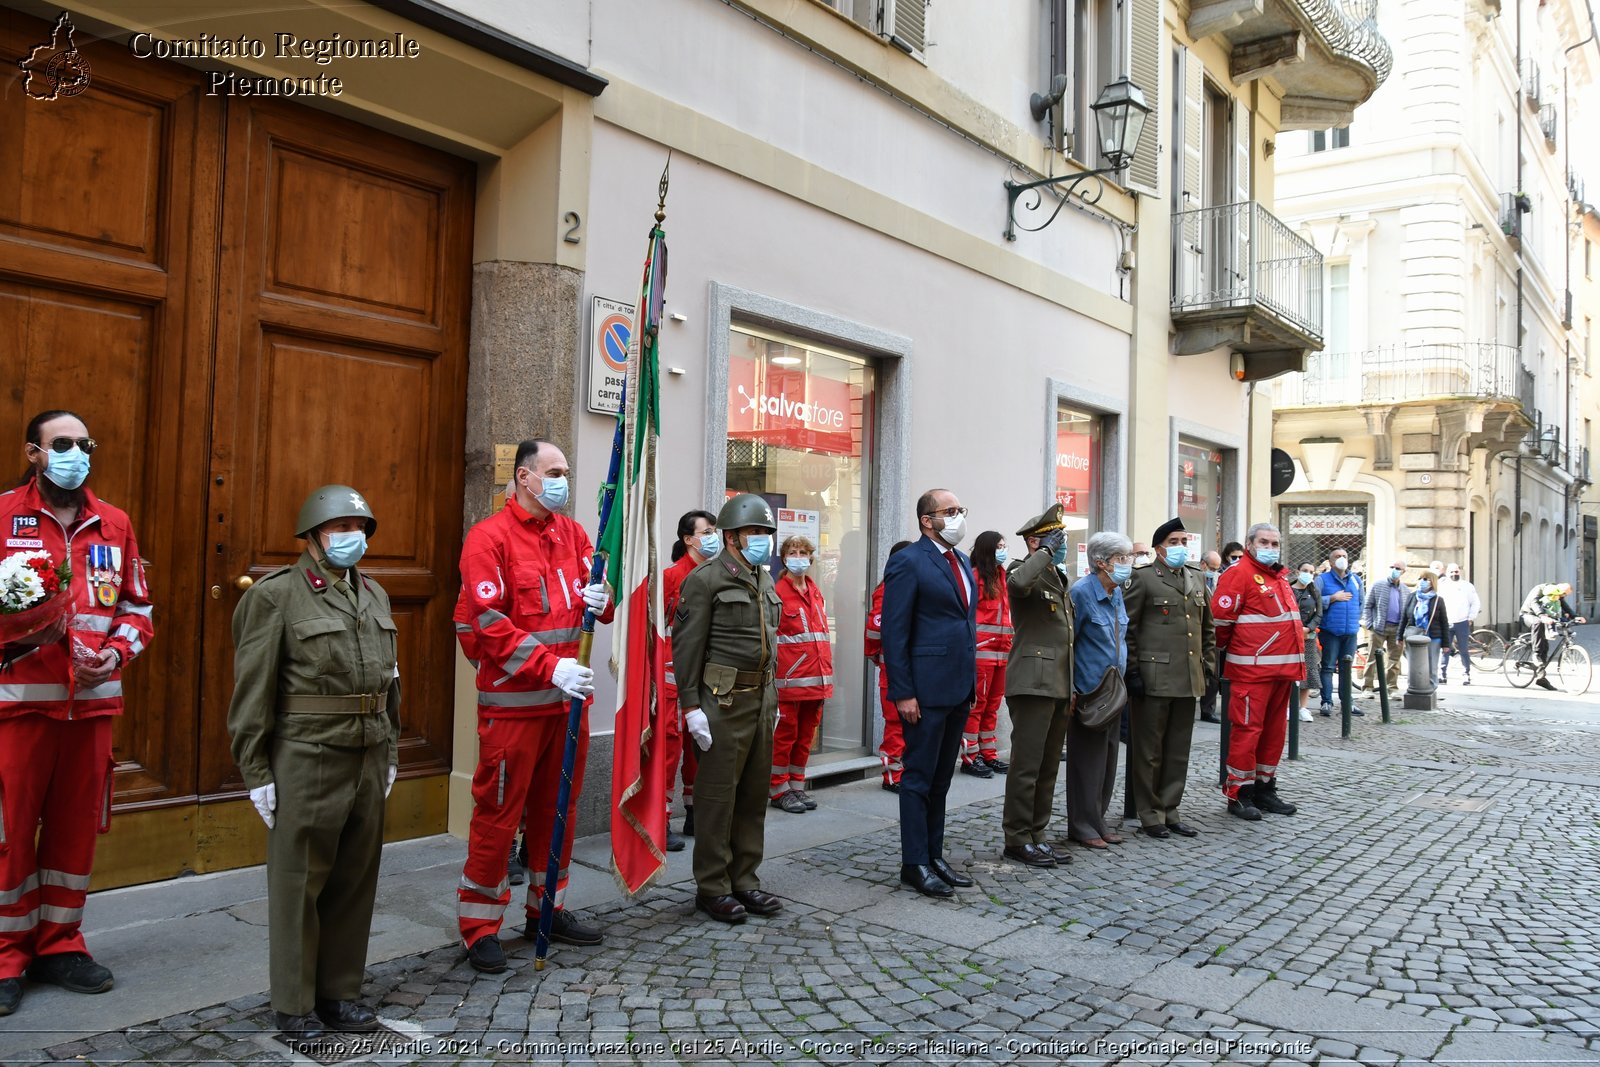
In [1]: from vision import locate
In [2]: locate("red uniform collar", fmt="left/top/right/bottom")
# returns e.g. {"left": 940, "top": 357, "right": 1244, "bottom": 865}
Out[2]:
{"left": 18, "top": 478, "right": 105, "bottom": 527}
{"left": 506, "top": 496, "right": 556, "bottom": 532}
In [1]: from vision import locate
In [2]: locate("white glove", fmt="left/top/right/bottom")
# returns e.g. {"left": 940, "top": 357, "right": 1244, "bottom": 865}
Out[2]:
{"left": 581, "top": 582, "right": 611, "bottom": 614}
{"left": 385, "top": 764, "right": 397, "bottom": 798}
{"left": 250, "top": 783, "right": 276, "bottom": 829}
{"left": 552, "top": 656, "right": 595, "bottom": 699}
{"left": 684, "top": 708, "right": 712, "bottom": 752}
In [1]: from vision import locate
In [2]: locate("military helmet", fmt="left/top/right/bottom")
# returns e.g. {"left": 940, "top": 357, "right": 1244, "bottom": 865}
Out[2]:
{"left": 717, "top": 493, "right": 777, "bottom": 533}
{"left": 295, "top": 484, "right": 378, "bottom": 539}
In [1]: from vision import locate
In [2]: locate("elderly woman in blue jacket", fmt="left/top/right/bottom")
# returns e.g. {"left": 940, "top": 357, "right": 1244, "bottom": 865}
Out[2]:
{"left": 1065, "top": 531, "right": 1132, "bottom": 850}
{"left": 1402, "top": 570, "right": 1451, "bottom": 689}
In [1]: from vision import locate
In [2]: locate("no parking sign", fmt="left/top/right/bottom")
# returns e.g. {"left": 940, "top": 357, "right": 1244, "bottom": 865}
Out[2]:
{"left": 588, "top": 295, "right": 636, "bottom": 415}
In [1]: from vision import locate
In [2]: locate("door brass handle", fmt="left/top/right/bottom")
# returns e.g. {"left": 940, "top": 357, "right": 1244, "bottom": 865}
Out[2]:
{"left": 234, "top": 575, "right": 254, "bottom": 591}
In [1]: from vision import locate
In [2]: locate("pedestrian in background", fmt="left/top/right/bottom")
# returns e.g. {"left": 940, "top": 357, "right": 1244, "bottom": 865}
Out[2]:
{"left": 1064, "top": 532, "right": 1132, "bottom": 850}
{"left": 770, "top": 536, "right": 833, "bottom": 814}
{"left": 1198, "top": 551, "right": 1224, "bottom": 723}
{"left": 1000, "top": 506, "right": 1075, "bottom": 868}
{"left": 1403, "top": 569, "right": 1450, "bottom": 687}
{"left": 1315, "top": 547, "right": 1363, "bottom": 716}
{"left": 1292, "top": 561, "right": 1321, "bottom": 722}
{"left": 1361, "top": 559, "right": 1408, "bottom": 699}
{"left": 1221, "top": 542, "right": 1245, "bottom": 570}
{"left": 662, "top": 508, "right": 719, "bottom": 846}
{"left": 962, "top": 530, "right": 1012, "bottom": 778}
{"left": 1438, "top": 562, "right": 1480, "bottom": 685}
{"left": 865, "top": 541, "right": 914, "bottom": 791}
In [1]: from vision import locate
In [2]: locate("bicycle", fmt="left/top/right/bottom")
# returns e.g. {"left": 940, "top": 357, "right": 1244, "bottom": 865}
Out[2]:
{"left": 1468, "top": 628, "right": 1507, "bottom": 673}
{"left": 1503, "top": 619, "right": 1591, "bottom": 695}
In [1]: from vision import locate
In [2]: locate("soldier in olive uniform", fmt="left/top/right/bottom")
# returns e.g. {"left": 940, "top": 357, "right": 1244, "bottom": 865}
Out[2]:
{"left": 670, "top": 494, "right": 785, "bottom": 925}
{"left": 1000, "top": 506, "right": 1076, "bottom": 869}
{"left": 1123, "top": 517, "right": 1215, "bottom": 839}
{"left": 227, "top": 486, "right": 401, "bottom": 1042}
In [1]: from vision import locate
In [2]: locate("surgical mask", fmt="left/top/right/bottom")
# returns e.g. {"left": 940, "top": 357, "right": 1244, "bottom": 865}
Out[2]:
{"left": 323, "top": 530, "right": 367, "bottom": 569}
{"left": 1419, "top": 579, "right": 1432, "bottom": 592}
{"left": 1333, "top": 557, "right": 1349, "bottom": 572}
{"left": 1164, "top": 546, "right": 1188, "bottom": 568}
{"left": 1297, "top": 571, "right": 1315, "bottom": 586}
{"left": 1254, "top": 547, "right": 1280, "bottom": 567}
{"left": 1204, "top": 570, "right": 1219, "bottom": 590}
{"left": 1389, "top": 568, "right": 1403, "bottom": 582}
{"left": 1449, "top": 573, "right": 1461, "bottom": 581}
{"left": 1111, "top": 562, "right": 1133, "bottom": 583}
{"left": 698, "top": 532, "right": 722, "bottom": 558}
{"left": 1134, "top": 553, "right": 1153, "bottom": 568}
{"left": 1051, "top": 541, "right": 1068, "bottom": 566}
{"left": 784, "top": 557, "right": 811, "bottom": 575}
{"left": 40, "top": 446, "right": 90, "bottom": 490}
{"left": 994, "top": 548, "right": 1009, "bottom": 566}
{"left": 535, "top": 474, "right": 569, "bottom": 512}
{"left": 938, "top": 512, "right": 965, "bottom": 547}
{"left": 742, "top": 533, "right": 772, "bottom": 566}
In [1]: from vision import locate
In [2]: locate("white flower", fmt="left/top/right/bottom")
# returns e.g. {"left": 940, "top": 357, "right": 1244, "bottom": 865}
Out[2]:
{"left": 0, "top": 549, "right": 57, "bottom": 613}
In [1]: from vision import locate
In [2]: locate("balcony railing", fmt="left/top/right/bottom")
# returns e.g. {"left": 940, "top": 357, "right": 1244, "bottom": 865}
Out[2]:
{"left": 1306, "top": 0, "right": 1395, "bottom": 86}
{"left": 1171, "top": 201, "right": 1324, "bottom": 342}
{"left": 1265, "top": 343, "right": 1528, "bottom": 408}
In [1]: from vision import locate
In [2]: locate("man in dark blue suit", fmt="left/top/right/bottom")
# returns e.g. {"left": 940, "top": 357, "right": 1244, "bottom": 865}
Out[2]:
{"left": 880, "top": 488, "right": 978, "bottom": 897}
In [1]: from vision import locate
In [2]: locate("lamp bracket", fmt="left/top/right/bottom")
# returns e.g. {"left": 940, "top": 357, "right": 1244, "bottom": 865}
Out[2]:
{"left": 1003, "top": 164, "right": 1125, "bottom": 241}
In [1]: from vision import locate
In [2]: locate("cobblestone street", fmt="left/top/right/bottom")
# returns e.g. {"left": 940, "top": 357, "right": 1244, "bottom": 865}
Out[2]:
{"left": 5, "top": 670, "right": 1600, "bottom": 1066}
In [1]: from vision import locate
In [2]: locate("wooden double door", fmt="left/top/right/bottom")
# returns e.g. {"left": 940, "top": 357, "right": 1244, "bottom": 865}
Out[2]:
{"left": 1, "top": 13, "right": 474, "bottom": 885}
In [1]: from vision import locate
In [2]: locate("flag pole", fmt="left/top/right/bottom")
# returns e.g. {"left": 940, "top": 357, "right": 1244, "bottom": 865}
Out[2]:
{"left": 535, "top": 157, "right": 670, "bottom": 970}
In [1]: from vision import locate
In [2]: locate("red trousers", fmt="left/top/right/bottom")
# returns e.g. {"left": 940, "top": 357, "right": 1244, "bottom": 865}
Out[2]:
{"left": 0, "top": 714, "right": 114, "bottom": 978}
{"left": 771, "top": 699, "right": 823, "bottom": 797}
{"left": 878, "top": 678, "right": 903, "bottom": 785}
{"left": 963, "top": 661, "right": 1006, "bottom": 764}
{"left": 458, "top": 711, "right": 588, "bottom": 947}
{"left": 1223, "top": 678, "right": 1292, "bottom": 800}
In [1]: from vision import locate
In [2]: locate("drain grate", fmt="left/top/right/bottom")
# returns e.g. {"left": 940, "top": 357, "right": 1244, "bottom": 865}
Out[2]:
{"left": 1404, "top": 793, "right": 1494, "bottom": 812}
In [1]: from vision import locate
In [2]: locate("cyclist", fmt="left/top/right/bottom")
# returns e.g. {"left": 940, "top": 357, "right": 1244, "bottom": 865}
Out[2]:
{"left": 1518, "top": 582, "right": 1587, "bottom": 690}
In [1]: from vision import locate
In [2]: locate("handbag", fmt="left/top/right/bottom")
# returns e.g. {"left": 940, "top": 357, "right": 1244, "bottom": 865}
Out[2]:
{"left": 1076, "top": 611, "right": 1127, "bottom": 731}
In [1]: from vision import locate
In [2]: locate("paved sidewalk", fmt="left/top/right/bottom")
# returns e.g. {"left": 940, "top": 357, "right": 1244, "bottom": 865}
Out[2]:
{"left": 5, "top": 673, "right": 1600, "bottom": 1065}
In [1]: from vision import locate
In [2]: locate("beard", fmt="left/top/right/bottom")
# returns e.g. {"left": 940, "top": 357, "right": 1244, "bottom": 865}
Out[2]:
{"left": 35, "top": 471, "right": 87, "bottom": 511}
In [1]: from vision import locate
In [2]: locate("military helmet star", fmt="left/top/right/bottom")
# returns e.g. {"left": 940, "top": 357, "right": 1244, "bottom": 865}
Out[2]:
{"left": 349, "top": 492, "right": 368, "bottom": 512}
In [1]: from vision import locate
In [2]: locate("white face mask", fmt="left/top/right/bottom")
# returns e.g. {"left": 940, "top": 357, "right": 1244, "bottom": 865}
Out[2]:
{"left": 1333, "top": 557, "right": 1349, "bottom": 572}
{"left": 937, "top": 512, "right": 965, "bottom": 547}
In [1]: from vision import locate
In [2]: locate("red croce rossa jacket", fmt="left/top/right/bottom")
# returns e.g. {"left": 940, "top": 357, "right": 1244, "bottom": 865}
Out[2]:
{"left": 1210, "top": 549, "right": 1305, "bottom": 682}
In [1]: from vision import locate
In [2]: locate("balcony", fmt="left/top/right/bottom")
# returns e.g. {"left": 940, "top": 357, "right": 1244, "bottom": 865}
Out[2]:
{"left": 1187, "top": 0, "right": 1392, "bottom": 129}
{"left": 1171, "top": 201, "right": 1324, "bottom": 376}
{"left": 1266, "top": 343, "right": 1528, "bottom": 409}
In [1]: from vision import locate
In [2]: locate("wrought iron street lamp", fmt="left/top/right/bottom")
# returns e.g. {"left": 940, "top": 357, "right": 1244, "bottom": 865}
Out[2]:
{"left": 1004, "top": 76, "right": 1152, "bottom": 241}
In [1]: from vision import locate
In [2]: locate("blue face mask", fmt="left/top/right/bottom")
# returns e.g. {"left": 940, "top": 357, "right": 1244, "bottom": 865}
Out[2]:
{"left": 1111, "top": 562, "right": 1133, "bottom": 583}
{"left": 994, "top": 548, "right": 1009, "bottom": 566}
{"left": 784, "top": 557, "right": 811, "bottom": 575}
{"left": 41, "top": 446, "right": 90, "bottom": 491}
{"left": 1164, "top": 546, "right": 1188, "bottom": 568}
{"left": 1298, "top": 571, "right": 1315, "bottom": 585}
{"left": 1052, "top": 541, "right": 1069, "bottom": 566}
{"left": 536, "top": 474, "right": 569, "bottom": 512}
{"left": 1418, "top": 579, "right": 1432, "bottom": 593}
{"left": 1255, "top": 548, "right": 1280, "bottom": 567}
{"left": 323, "top": 530, "right": 367, "bottom": 569}
{"left": 698, "top": 532, "right": 721, "bottom": 558}
{"left": 742, "top": 533, "right": 772, "bottom": 566}
{"left": 1389, "top": 568, "right": 1403, "bottom": 582}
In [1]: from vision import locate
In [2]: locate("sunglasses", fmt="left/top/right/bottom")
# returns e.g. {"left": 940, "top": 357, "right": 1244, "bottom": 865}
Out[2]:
{"left": 33, "top": 436, "right": 97, "bottom": 455}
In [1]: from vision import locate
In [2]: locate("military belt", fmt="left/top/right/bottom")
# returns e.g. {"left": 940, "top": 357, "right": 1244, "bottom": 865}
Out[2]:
{"left": 279, "top": 692, "right": 388, "bottom": 715}
{"left": 732, "top": 668, "right": 773, "bottom": 691}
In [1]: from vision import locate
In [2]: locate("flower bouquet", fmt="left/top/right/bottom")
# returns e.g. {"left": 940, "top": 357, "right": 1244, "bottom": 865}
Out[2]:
{"left": 0, "top": 549, "right": 73, "bottom": 645}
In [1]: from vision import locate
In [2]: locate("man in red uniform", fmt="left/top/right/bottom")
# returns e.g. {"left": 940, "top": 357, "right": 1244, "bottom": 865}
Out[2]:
{"left": 1210, "top": 521, "right": 1303, "bottom": 821}
{"left": 865, "top": 541, "right": 912, "bottom": 792}
{"left": 454, "top": 439, "right": 614, "bottom": 973}
{"left": 0, "top": 410, "right": 153, "bottom": 1017}
{"left": 663, "top": 509, "right": 718, "bottom": 844}
{"left": 769, "top": 536, "right": 833, "bottom": 813}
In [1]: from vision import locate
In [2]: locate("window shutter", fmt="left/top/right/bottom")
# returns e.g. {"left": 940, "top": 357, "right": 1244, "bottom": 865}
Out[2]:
{"left": 1178, "top": 48, "right": 1205, "bottom": 301}
{"left": 886, "top": 0, "right": 927, "bottom": 57}
{"left": 1233, "top": 96, "right": 1251, "bottom": 204}
{"left": 1127, "top": 0, "right": 1161, "bottom": 193}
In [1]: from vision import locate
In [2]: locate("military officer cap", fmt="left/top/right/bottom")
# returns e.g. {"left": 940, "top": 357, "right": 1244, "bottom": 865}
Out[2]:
{"left": 717, "top": 492, "right": 777, "bottom": 532}
{"left": 296, "top": 484, "right": 378, "bottom": 539}
{"left": 1151, "top": 516, "right": 1186, "bottom": 547}
{"left": 1016, "top": 503, "right": 1066, "bottom": 538}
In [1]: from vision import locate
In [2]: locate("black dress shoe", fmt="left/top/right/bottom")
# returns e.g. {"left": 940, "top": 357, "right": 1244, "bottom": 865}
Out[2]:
{"left": 316, "top": 1000, "right": 378, "bottom": 1033}
{"left": 1166, "top": 821, "right": 1200, "bottom": 837}
{"left": 900, "top": 864, "right": 955, "bottom": 896}
{"left": 0, "top": 977, "right": 20, "bottom": 1017}
{"left": 666, "top": 830, "right": 686, "bottom": 852}
{"left": 466, "top": 934, "right": 507, "bottom": 973}
{"left": 984, "top": 756, "right": 1010, "bottom": 774}
{"left": 1200, "top": 712, "right": 1221, "bottom": 723}
{"left": 929, "top": 857, "right": 973, "bottom": 887}
{"left": 881, "top": 780, "right": 901, "bottom": 793}
{"left": 1035, "top": 842, "right": 1070, "bottom": 864}
{"left": 275, "top": 1012, "right": 326, "bottom": 1042}
{"left": 1002, "top": 844, "right": 1056, "bottom": 868}
{"left": 1536, "top": 676, "right": 1558, "bottom": 691}
{"left": 731, "top": 889, "right": 783, "bottom": 915}
{"left": 1139, "top": 824, "right": 1171, "bottom": 839}
{"left": 696, "top": 894, "right": 748, "bottom": 923}
{"left": 958, "top": 760, "right": 993, "bottom": 779}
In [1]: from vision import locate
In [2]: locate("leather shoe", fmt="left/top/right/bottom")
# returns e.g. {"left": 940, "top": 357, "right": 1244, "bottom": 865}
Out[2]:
{"left": 984, "top": 756, "right": 1010, "bottom": 773}
{"left": 1139, "top": 824, "right": 1171, "bottom": 839}
{"left": 731, "top": 889, "right": 783, "bottom": 915}
{"left": 881, "top": 780, "right": 901, "bottom": 793}
{"left": 1076, "top": 837, "right": 1109, "bottom": 850}
{"left": 900, "top": 863, "right": 955, "bottom": 896}
{"left": 929, "top": 857, "right": 973, "bottom": 887}
{"left": 1102, "top": 832, "right": 1125, "bottom": 845}
{"left": 1167, "top": 821, "right": 1200, "bottom": 837}
{"left": 1002, "top": 844, "right": 1057, "bottom": 868}
{"left": 275, "top": 1012, "right": 326, "bottom": 1042}
{"left": 466, "top": 934, "right": 507, "bottom": 973}
{"left": 1035, "top": 842, "right": 1069, "bottom": 864}
{"left": 0, "top": 977, "right": 20, "bottom": 1017}
{"left": 316, "top": 1000, "right": 378, "bottom": 1033}
{"left": 958, "top": 760, "right": 993, "bottom": 779}
{"left": 695, "top": 894, "right": 748, "bottom": 923}
{"left": 1536, "top": 676, "right": 1558, "bottom": 691}
{"left": 1200, "top": 712, "right": 1221, "bottom": 723}
{"left": 666, "top": 830, "right": 686, "bottom": 852}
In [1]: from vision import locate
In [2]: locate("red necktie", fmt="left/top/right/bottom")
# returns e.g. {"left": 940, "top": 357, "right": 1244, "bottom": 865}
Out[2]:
{"left": 946, "top": 549, "right": 969, "bottom": 609}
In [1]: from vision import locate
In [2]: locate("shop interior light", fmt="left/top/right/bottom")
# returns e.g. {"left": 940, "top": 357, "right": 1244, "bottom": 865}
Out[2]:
{"left": 770, "top": 354, "right": 803, "bottom": 366}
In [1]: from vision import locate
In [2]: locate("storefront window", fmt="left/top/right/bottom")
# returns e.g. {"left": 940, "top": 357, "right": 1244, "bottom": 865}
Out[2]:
{"left": 1281, "top": 504, "right": 1369, "bottom": 574}
{"left": 1056, "top": 406, "right": 1101, "bottom": 578}
{"left": 1176, "top": 437, "right": 1227, "bottom": 556}
{"left": 725, "top": 325, "right": 875, "bottom": 757}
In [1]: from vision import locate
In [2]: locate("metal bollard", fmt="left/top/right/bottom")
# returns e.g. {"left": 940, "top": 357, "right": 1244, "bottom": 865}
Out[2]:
{"left": 1339, "top": 655, "right": 1354, "bottom": 739}
{"left": 1374, "top": 644, "right": 1391, "bottom": 721}
{"left": 1288, "top": 681, "right": 1300, "bottom": 760}
{"left": 1217, "top": 678, "right": 1231, "bottom": 788}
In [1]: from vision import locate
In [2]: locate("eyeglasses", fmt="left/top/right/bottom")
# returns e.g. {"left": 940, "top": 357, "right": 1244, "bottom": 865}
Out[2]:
{"left": 33, "top": 437, "right": 97, "bottom": 454}
{"left": 1107, "top": 553, "right": 1133, "bottom": 564}
{"left": 922, "top": 506, "right": 968, "bottom": 519}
